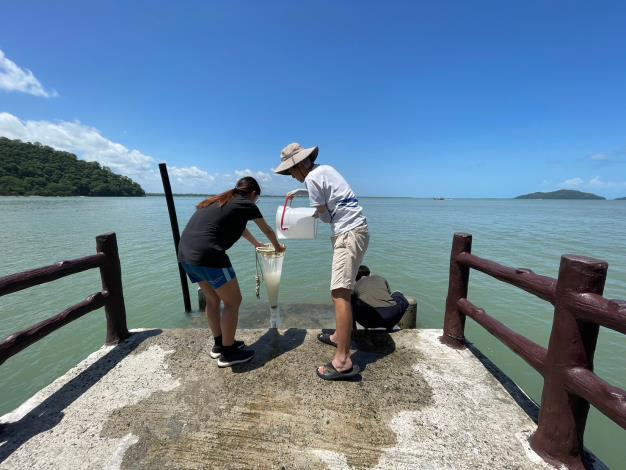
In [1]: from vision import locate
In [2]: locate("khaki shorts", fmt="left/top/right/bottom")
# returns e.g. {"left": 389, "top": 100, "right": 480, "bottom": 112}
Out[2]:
{"left": 330, "top": 224, "right": 370, "bottom": 291}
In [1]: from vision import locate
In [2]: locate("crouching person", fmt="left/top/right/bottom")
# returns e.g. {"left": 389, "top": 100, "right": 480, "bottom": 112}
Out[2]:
{"left": 352, "top": 265, "right": 409, "bottom": 331}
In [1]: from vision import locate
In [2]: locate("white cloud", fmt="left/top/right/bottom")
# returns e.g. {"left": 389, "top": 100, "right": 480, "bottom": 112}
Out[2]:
{"left": 589, "top": 176, "right": 608, "bottom": 188}
{"left": 234, "top": 168, "right": 273, "bottom": 183}
{"left": 0, "top": 49, "right": 58, "bottom": 97}
{"left": 168, "top": 166, "right": 216, "bottom": 190}
{"left": 590, "top": 153, "right": 609, "bottom": 161}
{"left": 0, "top": 112, "right": 301, "bottom": 195}
{"left": 170, "top": 165, "right": 215, "bottom": 181}
{"left": 588, "top": 176, "right": 626, "bottom": 189}
{"left": 556, "top": 177, "right": 583, "bottom": 189}
{"left": 554, "top": 176, "right": 626, "bottom": 195}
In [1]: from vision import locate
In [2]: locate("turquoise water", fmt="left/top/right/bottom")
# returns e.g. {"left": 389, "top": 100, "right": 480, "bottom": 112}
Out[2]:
{"left": 1, "top": 196, "right": 625, "bottom": 466}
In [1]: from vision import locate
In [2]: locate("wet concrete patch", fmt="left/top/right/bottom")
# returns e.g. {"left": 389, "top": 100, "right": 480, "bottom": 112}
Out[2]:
{"left": 100, "top": 328, "right": 432, "bottom": 469}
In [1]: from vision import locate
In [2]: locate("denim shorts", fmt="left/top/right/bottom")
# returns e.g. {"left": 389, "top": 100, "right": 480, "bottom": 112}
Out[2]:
{"left": 181, "top": 262, "right": 236, "bottom": 290}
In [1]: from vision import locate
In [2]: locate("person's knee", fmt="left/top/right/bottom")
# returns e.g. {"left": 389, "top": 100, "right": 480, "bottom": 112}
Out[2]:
{"left": 199, "top": 284, "right": 220, "bottom": 309}
{"left": 205, "top": 294, "right": 220, "bottom": 310}
{"left": 222, "top": 292, "right": 242, "bottom": 310}
{"left": 331, "top": 287, "right": 351, "bottom": 301}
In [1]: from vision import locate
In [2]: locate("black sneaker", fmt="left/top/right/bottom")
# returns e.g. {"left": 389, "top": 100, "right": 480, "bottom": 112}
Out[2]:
{"left": 217, "top": 348, "right": 255, "bottom": 368}
{"left": 210, "top": 340, "right": 245, "bottom": 359}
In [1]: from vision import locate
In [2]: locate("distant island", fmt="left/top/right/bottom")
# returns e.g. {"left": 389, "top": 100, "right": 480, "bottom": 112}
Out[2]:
{"left": 616, "top": 196, "right": 626, "bottom": 200}
{"left": 0, "top": 137, "right": 145, "bottom": 196}
{"left": 515, "top": 189, "right": 605, "bottom": 200}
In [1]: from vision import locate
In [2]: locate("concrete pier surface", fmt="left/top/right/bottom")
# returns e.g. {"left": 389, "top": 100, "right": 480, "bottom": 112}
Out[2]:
{"left": 0, "top": 328, "right": 554, "bottom": 469}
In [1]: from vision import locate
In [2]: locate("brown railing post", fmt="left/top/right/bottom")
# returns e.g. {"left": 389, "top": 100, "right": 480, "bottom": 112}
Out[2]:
{"left": 96, "top": 233, "right": 130, "bottom": 345}
{"left": 442, "top": 232, "right": 472, "bottom": 347}
{"left": 529, "top": 255, "right": 608, "bottom": 469}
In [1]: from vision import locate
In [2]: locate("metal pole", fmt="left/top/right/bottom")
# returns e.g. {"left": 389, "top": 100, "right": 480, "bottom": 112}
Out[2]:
{"left": 159, "top": 163, "right": 192, "bottom": 313}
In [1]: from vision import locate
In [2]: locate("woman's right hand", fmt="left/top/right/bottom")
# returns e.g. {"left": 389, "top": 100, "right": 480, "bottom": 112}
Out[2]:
{"left": 275, "top": 243, "right": 286, "bottom": 253}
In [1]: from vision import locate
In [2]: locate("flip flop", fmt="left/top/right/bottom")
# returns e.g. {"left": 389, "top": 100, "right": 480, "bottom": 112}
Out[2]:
{"left": 316, "top": 362, "right": 361, "bottom": 381}
{"left": 317, "top": 332, "right": 337, "bottom": 348}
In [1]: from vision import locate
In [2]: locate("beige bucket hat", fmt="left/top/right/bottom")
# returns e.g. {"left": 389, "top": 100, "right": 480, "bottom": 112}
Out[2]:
{"left": 274, "top": 143, "right": 319, "bottom": 175}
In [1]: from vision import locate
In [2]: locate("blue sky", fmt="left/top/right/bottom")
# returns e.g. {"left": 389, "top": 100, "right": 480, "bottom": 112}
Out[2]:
{"left": 1, "top": 1, "right": 626, "bottom": 197}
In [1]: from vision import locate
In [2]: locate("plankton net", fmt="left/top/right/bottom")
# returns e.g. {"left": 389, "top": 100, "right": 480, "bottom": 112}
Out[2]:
{"left": 255, "top": 245, "right": 285, "bottom": 327}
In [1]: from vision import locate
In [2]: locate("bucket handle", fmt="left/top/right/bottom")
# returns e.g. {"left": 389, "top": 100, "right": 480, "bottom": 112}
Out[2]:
{"left": 280, "top": 195, "right": 292, "bottom": 232}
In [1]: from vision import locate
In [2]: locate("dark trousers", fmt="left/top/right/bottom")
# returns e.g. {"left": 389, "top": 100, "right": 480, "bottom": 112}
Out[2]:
{"left": 352, "top": 292, "right": 409, "bottom": 330}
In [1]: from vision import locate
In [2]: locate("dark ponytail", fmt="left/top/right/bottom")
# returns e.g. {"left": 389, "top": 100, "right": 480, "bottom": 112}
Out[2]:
{"left": 197, "top": 176, "right": 261, "bottom": 209}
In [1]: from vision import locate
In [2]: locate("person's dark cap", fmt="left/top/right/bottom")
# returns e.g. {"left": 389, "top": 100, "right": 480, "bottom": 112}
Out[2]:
{"left": 356, "top": 265, "right": 370, "bottom": 281}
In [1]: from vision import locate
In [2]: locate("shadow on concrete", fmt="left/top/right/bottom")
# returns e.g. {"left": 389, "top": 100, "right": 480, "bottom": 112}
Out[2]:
{"left": 0, "top": 329, "right": 162, "bottom": 464}
{"left": 312, "top": 328, "right": 397, "bottom": 381}
{"left": 231, "top": 328, "right": 396, "bottom": 380}
{"left": 232, "top": 328, "right": 307, "bottom": 373}
{"left": 465, "top": 340, "right": 608, "bottom": 470}
{"left": 465, "top": 341, "right": 540, "bottom": 422}
{"left": 351, "top": 329, "right": 396, "bottom": 374}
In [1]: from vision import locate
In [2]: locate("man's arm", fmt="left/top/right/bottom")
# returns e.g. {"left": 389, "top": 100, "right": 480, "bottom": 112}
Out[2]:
{"left": 314, "top": 205, "right": 332, "bottom": 223}
{"left": 302, "top": 178, "right": 330, "bottom": 222}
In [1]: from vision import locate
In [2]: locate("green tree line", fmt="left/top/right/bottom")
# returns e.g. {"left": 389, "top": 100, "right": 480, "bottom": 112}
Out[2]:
{"left": 0, "top": 137, "right": 145, "bottom": 196}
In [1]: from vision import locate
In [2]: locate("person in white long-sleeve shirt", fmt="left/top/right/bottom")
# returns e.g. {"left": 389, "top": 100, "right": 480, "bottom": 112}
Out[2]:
{"left": 275, "top": 143, "right": 369, "bottom": 380}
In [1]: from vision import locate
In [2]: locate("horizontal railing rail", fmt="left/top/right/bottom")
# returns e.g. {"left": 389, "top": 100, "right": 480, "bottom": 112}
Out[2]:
{"left": 442, "top": 232, "right": 625, "bottom": 470}
{"left": 0, "top": 291, "right": 108, "bottom": 364}
{"left": 564, "top": 367, "right": 626, "bottom": 429}
{"left": 0, "top": 253, "right": 106, "bottom": 296}
{"left": 456, "top": 252, "right": 557, "bottom": 303}
{"left": 456, "top": 298, "right": 548, "bottom": 375}
{"left": 0, "top": 233, "right": 129, "bottom": 367}
{"left": 566, "top": 292, "right": 626, "bottom": 335}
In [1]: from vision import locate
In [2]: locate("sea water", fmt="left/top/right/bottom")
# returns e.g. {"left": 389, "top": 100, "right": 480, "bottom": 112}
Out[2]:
{"left": 1, "top": 196, "right": 625, "bottom": 467}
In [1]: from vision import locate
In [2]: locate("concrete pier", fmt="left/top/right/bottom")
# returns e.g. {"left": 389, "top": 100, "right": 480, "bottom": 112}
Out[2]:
{"left": 0, "top": 328, "right": 553, "bottom": 469}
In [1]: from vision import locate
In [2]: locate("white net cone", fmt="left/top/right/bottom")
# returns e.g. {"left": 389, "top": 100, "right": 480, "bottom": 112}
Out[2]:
{"left": 255, "top": 246, "right": 285, "bottom": 309}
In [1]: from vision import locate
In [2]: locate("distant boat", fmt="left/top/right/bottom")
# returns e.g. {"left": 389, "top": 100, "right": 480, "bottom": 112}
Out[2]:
{"left": 433, "top": 197, "right": 445, "bottom": 200}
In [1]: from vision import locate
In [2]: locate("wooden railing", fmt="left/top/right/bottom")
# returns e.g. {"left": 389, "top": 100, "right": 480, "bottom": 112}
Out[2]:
{"left": 0, "top": 233, "right": 130, "bottom": 366}
{"left": 442, "top": 232, "right": 626, "bottom": 470}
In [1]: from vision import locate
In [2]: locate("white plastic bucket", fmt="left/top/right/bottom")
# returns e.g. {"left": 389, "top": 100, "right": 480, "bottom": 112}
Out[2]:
{"left": 276, "top": 196, "right": 318, "bottom": 240}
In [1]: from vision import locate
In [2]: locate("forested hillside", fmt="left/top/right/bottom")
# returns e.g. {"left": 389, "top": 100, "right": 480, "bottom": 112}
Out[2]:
{"left": 0, "top": 137, "right": 145, "bottom": 196}
{"left": 515, "top": 189, "right": 605, "bottom": 200}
